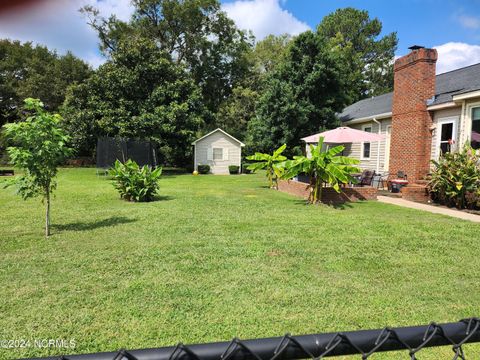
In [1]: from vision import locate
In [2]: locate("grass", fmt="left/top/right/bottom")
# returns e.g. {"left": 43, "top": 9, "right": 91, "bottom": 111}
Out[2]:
{"left": 0, "top": 168, "right": 479, "bottom": 359}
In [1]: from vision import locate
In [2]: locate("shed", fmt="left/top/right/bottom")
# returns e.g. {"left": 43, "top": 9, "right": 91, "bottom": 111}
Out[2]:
{"left": 192, "top": 128, "right": 245, "bottom": 174}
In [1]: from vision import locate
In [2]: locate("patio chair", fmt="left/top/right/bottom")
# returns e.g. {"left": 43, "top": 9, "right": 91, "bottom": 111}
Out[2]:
{"left": 396, "top": 170, "right": 407, "bottom": 180}
{"left": 375, "top": 172, "right": 389, "bottom": 189}
{"left": 357, "top": 169, "right": 375, "bottom": 187}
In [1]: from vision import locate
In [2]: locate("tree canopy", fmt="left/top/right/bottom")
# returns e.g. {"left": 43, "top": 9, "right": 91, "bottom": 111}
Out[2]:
{"left": 248, "top": 31, "right": 349, "bottom": 156}
{"left": 62, "top": 38, "right": 204, "bottom": 165}
{"left": 0, "top": 4, "right": 398, "bottom": 166}
{"left": 317, "top": 7, "right": 398, "bottom": 102}
{"left": 81, "top": 0, "right": 253, "bottom": 125}
{"left": 0, "top": 40, "right": 91, "bottom": 127}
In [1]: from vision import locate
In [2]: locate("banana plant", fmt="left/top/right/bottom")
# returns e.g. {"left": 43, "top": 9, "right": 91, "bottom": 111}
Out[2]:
{"left": 281, "top": 137, "right": 360, "bottom": 204}
{"left": 247, "top": 144, "right": 287, "bottom": 189}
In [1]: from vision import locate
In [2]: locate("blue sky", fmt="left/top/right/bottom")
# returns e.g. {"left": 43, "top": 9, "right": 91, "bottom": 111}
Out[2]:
{"left": 275, "top": 0, "right": 480, "bottom": 52}
{"left": 0, "top": 0, "right": 479, "bottom": 73}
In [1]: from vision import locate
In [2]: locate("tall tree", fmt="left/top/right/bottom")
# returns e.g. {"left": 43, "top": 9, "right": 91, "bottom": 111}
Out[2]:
{"left": 317, "top": 7, "right": 398, "bottom": 102}
{"left": 216, "top": 86, "right": 258, "bottom": 141}
{"left": 214, "top": 35, "right": 290, "bottom": 142}
{"left": 0, "top": 40, "right": 91, "bottom": 127}
{"left": 81, "top": 0, "right": 253, "bottom": 126}
{"left": 62, "top": 38, "right": 204, "bottom": 166}
{"left": 251, "top": 34, "right": 291, "bottom": 76}
{"left": 247, "top": 31, "right": 349, "bottom": 156}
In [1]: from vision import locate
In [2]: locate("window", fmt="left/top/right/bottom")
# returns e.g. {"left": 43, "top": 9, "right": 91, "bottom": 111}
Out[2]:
{"left": 213, "top": 148, "right": 223, "bottom": 160}
{"left": 439, "top": 122, "right": 454, "bottom": 155}
{"left": 471, "top": 107, "right": 480, "bottom": 150}
{"left": 362, "top": 126, "right": 372, "bottom": 159}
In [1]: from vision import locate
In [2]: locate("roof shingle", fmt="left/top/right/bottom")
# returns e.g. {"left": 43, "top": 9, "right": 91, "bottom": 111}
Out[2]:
{"left": 339, "top": 62, "right": 480, "bottom": 122}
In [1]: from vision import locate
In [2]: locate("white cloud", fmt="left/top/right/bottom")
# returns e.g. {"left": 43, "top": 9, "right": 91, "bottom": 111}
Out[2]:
{"left": 222, "top": 0, "right": 310, "bottom": 41}
{"left": 435, "top": 42, "right": 480, "bottom": 74}
{"left": 87, "top": 0, "right": 134, "bottom": 22}
{"left": 0, "top": 0, "right": 134, "bottom": 68}
{"left": 455, "top": 13, "right": 480, "bottom": 30}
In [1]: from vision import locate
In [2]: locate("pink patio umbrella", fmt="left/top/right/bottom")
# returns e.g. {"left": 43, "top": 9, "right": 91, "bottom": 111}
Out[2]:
{"left": 301, "top": 127, "right": 384, "bottom": 144}
{"left": 301, "top": 127, "right": 385, "bottom": 173}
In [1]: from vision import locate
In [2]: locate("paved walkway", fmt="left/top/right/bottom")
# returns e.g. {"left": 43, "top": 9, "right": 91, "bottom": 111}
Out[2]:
{"left": 377, "top": 196, "right": 480, "bottom": 223}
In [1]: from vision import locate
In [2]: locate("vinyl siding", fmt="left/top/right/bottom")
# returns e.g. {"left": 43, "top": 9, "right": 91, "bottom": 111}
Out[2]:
{"left": 343, "top": 118, "right": 392, "bottom": 173}
{"left": 194, "top": 131, "right": 242, "bottom": 174}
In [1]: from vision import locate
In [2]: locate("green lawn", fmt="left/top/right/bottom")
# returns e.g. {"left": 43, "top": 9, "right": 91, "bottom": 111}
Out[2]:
{"left": 1, "top": 169, "right": 479, "bottom": 359}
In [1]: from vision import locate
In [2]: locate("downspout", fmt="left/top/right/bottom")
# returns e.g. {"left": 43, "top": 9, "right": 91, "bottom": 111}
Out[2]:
{"left": 372, "top": 118, "right": 381, "bottom": 173}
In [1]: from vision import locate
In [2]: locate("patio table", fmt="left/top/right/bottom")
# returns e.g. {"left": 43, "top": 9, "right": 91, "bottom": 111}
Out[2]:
{"left": 390, "top": 179, "right": 409, "bottom": 193}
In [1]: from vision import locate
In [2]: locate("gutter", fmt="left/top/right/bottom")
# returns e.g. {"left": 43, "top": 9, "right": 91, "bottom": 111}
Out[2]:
{"left": 426, "top": 101, "right": 457, "bottom": 111}
{"left": 452, "top": 89, "right": 480, "bottom": 102}
{"left": 342, "top": 112, "right": 392, "bottom": 125}
{"left": 372, "top": 118, "right": 381, "bottom": 173}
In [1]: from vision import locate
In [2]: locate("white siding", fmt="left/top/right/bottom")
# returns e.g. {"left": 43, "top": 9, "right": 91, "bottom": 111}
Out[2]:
{"left": 343, "top": 118, "right": 392, "bottom": 173}
{"left": 194, "top": 131, "right": 242, "bottom": 174}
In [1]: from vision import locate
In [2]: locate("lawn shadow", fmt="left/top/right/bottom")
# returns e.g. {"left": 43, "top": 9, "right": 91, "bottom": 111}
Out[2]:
{"left": 331, "top": 202, "right": 354, "bottom": 210}
{"left": 290, "top": 199, "right": 354, "bottom": 209}
{"left": 154, "top": 195, "right": 175, "bottom": 201}
{"left": 52, "top": 216, "right": 136, "bottom": 232}
{"left": 292, "top": 199, "right": 310, "bottom": 206}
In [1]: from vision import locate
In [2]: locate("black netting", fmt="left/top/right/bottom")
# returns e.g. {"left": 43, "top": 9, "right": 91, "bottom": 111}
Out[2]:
{"left": 96, "top": 137, "right": 157, "bottom": 169}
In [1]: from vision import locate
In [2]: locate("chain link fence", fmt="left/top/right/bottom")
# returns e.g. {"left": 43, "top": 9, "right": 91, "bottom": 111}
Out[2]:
{"left": 24, "top": 318, "right": 480, "bottom": 360}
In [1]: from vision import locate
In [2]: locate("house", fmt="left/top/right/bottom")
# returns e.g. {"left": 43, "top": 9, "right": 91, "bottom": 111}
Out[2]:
{"left": 192, "top": 128, "right": 245, "bottom": 174}
{"left": 337, "top": 45, "right": 480, "bottom": 182}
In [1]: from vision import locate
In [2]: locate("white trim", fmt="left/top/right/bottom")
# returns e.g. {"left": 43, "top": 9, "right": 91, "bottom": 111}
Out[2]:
{"left": 342, "top": 112, "right": 392, "bottom": 125}
{"left": 452, "top": 90, "right": 480, "bottom": 102}
{"left": 426, "top": 102, "right": 457, "bottom": 111}
{"left": 192, "top": 128, "right": 245, "bottom": 146}
{"left": 384, "top": 125, "right": 392, "bottom": 171}
{"left": 435, "top": 116, "right": 459, "bottom": 159}
{"left": 464, "top": 101, "right": 480, "bottom": 147}
{"left": 372, "top": 118, "right": 381, "bottom": 173}
{"left": 193, "top": 140, "right": 197, "bottom": 171}
{"left": 360, "top": 124, "right": 372, "bottom": 160}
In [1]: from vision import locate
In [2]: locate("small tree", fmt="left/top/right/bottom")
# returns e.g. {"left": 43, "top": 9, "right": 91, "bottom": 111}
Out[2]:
{"left": 282, "top": 137, "right": 360, "bottom": 204}
{"left": 246, "top": 144, "right": 287, "bottom": 189}
{"left": 2, "top": 98, "right": 73, "bottom": 237}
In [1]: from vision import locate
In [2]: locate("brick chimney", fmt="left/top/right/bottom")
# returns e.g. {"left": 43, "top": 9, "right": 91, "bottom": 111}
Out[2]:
{"left": 389, "top": 46, "right": 437, "bottom": 182}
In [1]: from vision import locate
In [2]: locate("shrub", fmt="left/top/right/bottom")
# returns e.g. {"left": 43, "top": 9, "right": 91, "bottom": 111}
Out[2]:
{"left": 110, "top": 159, "right": 162, "bottom": 202}
{"left": 242, "top": 163, "right": 252, "bottom": 174}
{"left": 197, "top": 164, "right": 210, "bottom": 174}
{"left": 229, "top": 165, "right": 240, "bottom": 174}
{"left": 429, "top": 146, "right": 480, "bottom": 209}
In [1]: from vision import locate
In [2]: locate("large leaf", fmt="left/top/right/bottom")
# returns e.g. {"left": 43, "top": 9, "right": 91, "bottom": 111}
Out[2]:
{"left": 272, "top": 144, "right": 287, "bottom": 158}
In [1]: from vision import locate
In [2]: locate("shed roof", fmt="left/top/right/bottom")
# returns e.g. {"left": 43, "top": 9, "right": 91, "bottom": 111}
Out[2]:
{"left": 338, "top": 62, "right": 480, "bottom": 122}
{"left": 192, "top": 128, "right": 245, "bottom": 146}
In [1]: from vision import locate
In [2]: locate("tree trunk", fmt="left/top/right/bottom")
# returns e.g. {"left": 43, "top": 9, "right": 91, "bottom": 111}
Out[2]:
{"left": 317, "top": 182, "right": 323, "bottom": 204}
{"left": 45, "top": 188, "right": 50, "bottom": 237}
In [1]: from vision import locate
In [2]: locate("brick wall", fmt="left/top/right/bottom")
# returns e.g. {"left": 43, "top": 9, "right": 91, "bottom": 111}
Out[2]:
{"left": 277, "top": 180, "right": 377, "bottom": 204}
{"left": 401, "top": 184, "right": 430, "bottom": 203}
{"left": 389, "top": 47, "right": 437, "bottom": 182}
